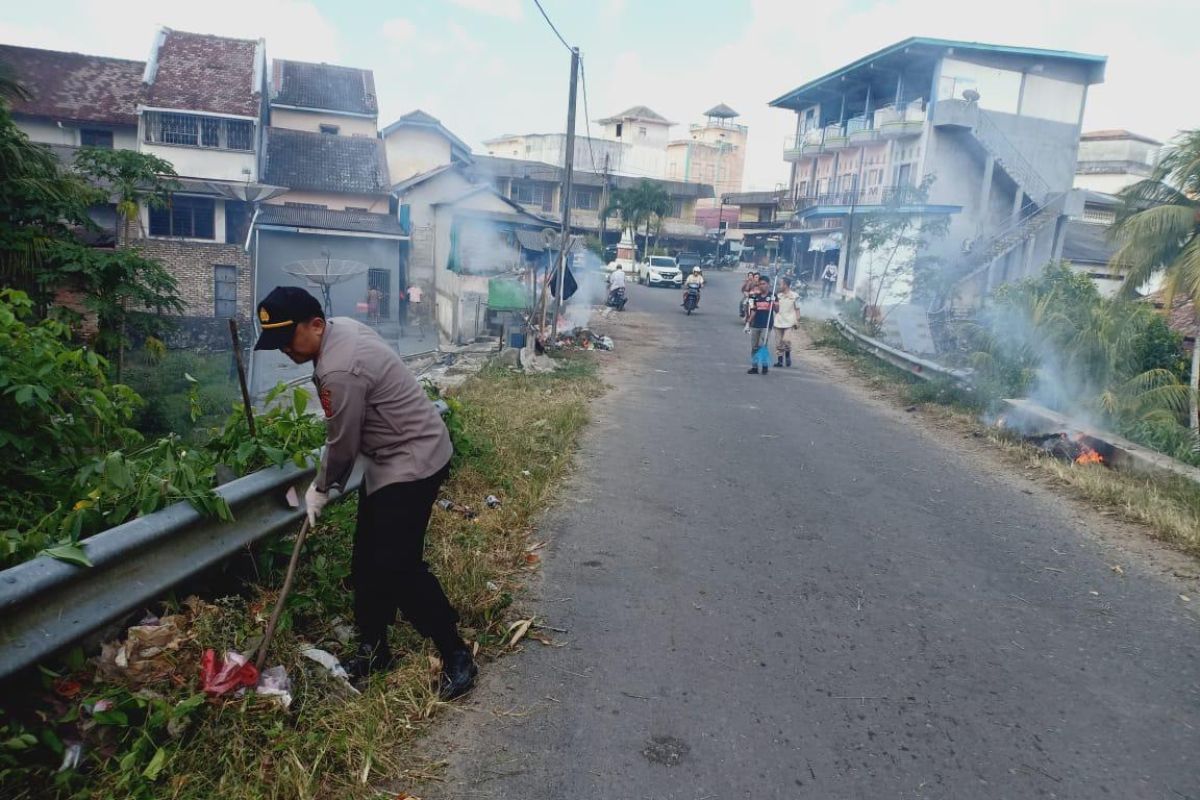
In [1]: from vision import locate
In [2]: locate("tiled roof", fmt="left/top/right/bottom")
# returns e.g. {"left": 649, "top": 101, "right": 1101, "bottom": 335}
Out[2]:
{"left": 597, "top": 105, "right": 672, "bottom": 125}
{"left": 0, "top": 44, "right": 144, "bottom": 126}
{"left": 704, "top": 103, "right": 739, "bottom": 118}
{"left": 1081, "top": 129, "right": 1162, "bottom": 145}
{"left": 256, "top": 203, "right": 406, "bottom": 237}
{"left": 264, "top": 127, "right": 390, "bottom": 194}
{"left": 380, "top": 109, "right": 473, "bottom": 160}
{"left": 146, "top": 29, "right": 261, "bottom": 117}
{"left": 469, "top": 154, "right": 714, "bottom": 199}
{"left": 271, "top": 59, "right": 377, "bottom": 115}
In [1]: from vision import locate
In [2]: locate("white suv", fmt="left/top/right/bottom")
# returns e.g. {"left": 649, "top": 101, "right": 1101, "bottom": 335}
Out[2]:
{"left": 639, "top": 255, "right": 682, "bottom": 288}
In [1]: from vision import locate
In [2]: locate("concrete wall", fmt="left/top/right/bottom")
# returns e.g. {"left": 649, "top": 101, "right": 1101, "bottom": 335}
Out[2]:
{"left": 270, "top": 190, "right": 390, "bottom": 213}
{"left": 16, "top": 118, "right": 139, "bottom": 150}
{"left": 384, "top": 127, "right": 451, "bottom": 183}
{"left": 270, "top": 107, "right": 377, "bottom": 137}
{"left": 1074, "top": 172, "right": 1143, "bottom": 194}
{"left": 140, "top": 140, "right": 258, "bottom": 181}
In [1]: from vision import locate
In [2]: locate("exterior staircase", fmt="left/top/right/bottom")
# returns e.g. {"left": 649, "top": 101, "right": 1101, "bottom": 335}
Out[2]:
{"left": 933, "top": 99, "right": 1051, "bottom": 206}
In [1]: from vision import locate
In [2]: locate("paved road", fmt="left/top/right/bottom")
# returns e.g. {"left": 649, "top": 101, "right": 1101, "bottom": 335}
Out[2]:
{"left": 421, "top": 272, "right": 1200, "bottom": 800}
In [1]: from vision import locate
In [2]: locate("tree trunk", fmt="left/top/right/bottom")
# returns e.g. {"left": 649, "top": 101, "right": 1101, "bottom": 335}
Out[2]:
{"left": 1190, "top": 311, "right": 1199, "bottom": 433}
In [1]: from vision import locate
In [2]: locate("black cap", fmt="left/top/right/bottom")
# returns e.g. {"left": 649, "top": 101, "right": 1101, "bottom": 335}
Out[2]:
{"left": 254, "top": 286, "right": 323, "bottom": 351}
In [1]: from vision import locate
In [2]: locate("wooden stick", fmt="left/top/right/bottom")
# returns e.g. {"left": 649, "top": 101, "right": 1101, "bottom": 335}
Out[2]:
{"left": 228, "top": 319, "right": 256, "bottom": 438}
{"left": 255, "top": 517, "right": 310, "bottom": 670}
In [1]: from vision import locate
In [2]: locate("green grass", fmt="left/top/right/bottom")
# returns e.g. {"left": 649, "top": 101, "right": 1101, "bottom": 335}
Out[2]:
{"left": 1, "top": 356, "right": 603, "bottom": 800}
{"left": 122, "top": 349, "right": 241, "bottom": 442}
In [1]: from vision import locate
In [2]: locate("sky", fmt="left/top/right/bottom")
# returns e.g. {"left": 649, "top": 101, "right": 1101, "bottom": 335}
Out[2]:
{"left": 2, "top": 0, "right": 1196, "bottom": 190}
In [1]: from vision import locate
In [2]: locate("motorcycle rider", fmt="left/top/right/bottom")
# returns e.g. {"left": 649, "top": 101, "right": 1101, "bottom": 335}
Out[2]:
{"left": 607, "top": 265, "right": 627, "bottom": 308}
{"left": 682, "top": 266, "right": 704, "bottom": 307}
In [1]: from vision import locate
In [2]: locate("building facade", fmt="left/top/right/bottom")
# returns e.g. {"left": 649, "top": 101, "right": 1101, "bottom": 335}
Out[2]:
{"left": 1074, "top": 129, "right": 1161, "bottom": 195}
{"left": 770, "top": 37, "right": 1106, "bottom": 306}
{"left": 666, "top": 104, "right": 748, "bottom": 198}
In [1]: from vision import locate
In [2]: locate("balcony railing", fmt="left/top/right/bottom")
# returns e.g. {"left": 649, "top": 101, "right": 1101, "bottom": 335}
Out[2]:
{"left": 796, "top": 184, "right": 920, "bottom": 211}
{"left": 873, "top": 100, "right": 926, "bottom": 138}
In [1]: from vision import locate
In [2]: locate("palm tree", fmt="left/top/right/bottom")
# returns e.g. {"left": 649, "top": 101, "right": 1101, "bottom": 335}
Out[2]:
{"left": 1110, "top": 128, "right": 1200, "bottom": 431}
{"left": 602, "top": 180, "right": 672, "bottom": 261}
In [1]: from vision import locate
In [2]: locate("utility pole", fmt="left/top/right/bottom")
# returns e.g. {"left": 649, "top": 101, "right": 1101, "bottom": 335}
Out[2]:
{"left": 550, "top": 46, "right": 580, "bottom": 340}
{"left": 598, "top": 151, "right": 611, "bottom": 251}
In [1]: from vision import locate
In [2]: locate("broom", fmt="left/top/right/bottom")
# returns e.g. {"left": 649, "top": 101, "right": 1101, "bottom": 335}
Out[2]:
{"left": 753, "top": 267, "right": 781, "bottom": 368}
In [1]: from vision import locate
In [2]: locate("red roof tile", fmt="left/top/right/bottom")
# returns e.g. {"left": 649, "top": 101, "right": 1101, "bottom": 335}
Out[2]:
{"left": 0, "top": 44, "right": 144, "bottom": 127}
{"left": 146, "top": 29, "right": 261, "bottom": 117}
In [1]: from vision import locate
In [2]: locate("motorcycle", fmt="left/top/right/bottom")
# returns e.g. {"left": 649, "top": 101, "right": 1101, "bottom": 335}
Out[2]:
{"left": 682, "top": 285, "right": 700, "bottom": 315}
{"left": 606, "top": 286, "right": 628, "bottom": 311}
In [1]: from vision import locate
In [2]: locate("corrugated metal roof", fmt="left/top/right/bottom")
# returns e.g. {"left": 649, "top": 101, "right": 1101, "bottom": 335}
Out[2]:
{"left": 256, "top": 203, "right": 406, "bottom": 237}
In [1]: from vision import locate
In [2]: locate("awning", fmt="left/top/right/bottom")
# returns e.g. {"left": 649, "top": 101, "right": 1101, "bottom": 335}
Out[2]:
{"left": 809, "top": 233, "right": 843, "bottom": 252}
{"left": 488, "top": 278, "right": 529, "bottom": 311}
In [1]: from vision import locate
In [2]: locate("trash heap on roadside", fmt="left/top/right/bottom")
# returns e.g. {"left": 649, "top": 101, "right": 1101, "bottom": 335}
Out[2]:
{"left": 553, "top": 326, "right": 614, "bottom": 352}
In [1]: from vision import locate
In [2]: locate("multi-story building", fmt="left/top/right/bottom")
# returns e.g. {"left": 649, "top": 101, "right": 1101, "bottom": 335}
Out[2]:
{"left": 381, "top": 109, "right": 474, "bottom": 185}
{"left": 250, "top": 59, "right": 408, "bottom": 394}
{"left": 1074, "top": 129, "right": 1161, "bottom": 195}
{"left": 3, "top": 30, "right": 271, "bottom": 322}
{"left": 770, "top": 36, "right": 1106, "bottom": 305}
{"left": 666, "top": 104, "right": 747, "bottom": 198}
{"left": 482, "top": 132, "right": 626, "bottom": 177}
{"left": 469, "top": 155, "right": 713, "bottom": 251}
{"left": 594, "top": 105, "right": 673, "bottom": 179}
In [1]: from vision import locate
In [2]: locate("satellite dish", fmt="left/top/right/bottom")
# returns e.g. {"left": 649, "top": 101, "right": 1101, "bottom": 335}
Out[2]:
{"left": 283, "top": 256, "right": 370, "bottom": 316}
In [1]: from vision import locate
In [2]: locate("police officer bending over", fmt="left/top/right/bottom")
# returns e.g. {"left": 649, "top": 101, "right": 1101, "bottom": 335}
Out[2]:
{"left": 254, "top": 286, "right": 477, "bottom": 699}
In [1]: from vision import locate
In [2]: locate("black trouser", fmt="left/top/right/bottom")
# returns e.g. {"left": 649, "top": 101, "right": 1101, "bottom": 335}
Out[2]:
{"left": 822, "top": 279, "right": 835, "bottom": 298}
{"left": 351, "top": 463, "right": 462, "bottom": 657}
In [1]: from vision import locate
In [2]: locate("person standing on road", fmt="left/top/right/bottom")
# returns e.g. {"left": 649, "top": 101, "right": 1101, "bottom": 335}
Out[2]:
{"left": 773, "top": 278, "right": 800, "bottom": 368}
{"left": 253, "top": 286, "right": 477, "bottom": 699}
{"left": 396, "top": 287, "right": 408, "bottom": 337}
{"left": 821, "top": 262, "right": 838, "bottom": 299}
{"left": 745, "top": 277, "right": 777, "bottom": 375}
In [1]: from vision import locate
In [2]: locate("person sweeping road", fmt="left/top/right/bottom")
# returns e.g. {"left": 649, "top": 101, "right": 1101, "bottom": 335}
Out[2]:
{"left": 253, "top": 286, "right": 477, "bottom": 699}
{"left": 745, "top": 275, "right": 778, "bottom": 375}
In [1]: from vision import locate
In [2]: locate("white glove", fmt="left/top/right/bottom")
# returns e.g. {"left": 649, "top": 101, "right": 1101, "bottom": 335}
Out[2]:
{"left": 304, "top": 483, "right": 329, "bottom": 527}
{"left": 743, "top": 322, "right": 751, "bottom": 334}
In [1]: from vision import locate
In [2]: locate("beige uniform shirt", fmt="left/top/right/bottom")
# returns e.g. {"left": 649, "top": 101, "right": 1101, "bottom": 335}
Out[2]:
{"left": 313, "top": 318, "right": 452, "bottom": 495}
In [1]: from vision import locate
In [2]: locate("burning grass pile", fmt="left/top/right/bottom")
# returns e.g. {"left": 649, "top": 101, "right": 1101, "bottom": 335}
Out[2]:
{"left": 0, "top": 356, "right": 603, "bottom": 800}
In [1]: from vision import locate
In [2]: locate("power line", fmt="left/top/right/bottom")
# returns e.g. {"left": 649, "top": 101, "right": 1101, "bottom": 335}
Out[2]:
{"left": 531, "top": 0, "right": 572, "bottom": 52}
{"left": 578, "top": 56, "right": 599, "bottom": 173}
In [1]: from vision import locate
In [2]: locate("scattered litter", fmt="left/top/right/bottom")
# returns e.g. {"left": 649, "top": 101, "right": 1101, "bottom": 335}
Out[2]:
{"left": 554, "top": 327, "right": 614, "bottom": 351}
{"left": 505, "top": 618, "right": 535, "bottom": 648}
{"left": 524, "top": 552, "right": 541, "bottom": 565}
{"left": 300, "top": 647, "right": 361, "bottom": 695}
{"left": 525, "top": 540, "right": 548, "bottom": 552}
{"left": 256, "top": 665, "right": 293, "bottom": 710}
{"left": 97, "top": 614, "right": 190, "bottom": 688}
{"left": 57, "top": 741, "right": 84, "bottom": 773}
{"left": 332, "top": 622, "right": 356, "bottom": 646}
{"left": 1110, "top": 564, "right": 1124, "bottom": 576}
{"left": 89, "top": 699, "right": 114, "bottom": 714}
{"left": 1088, "top": 590, "right": 1100, "bottom": 596}
{"left": 437, "top": 498, "right": 477, "bottom": 519}
{"left": 485, "top": 494, "right": 502, "bottom": 509}
{"left": 1181, "top": 595, "right": 1192, "bottom": 603}
{"left": 521, "top": 470, "right": 531, "bottom": 477}
{"left": 486, "top": 581, "right": 501, "bottom": 592}
{"left": 905, "top": 405, "right": 918, "bottom": 413}
{"left": 200, "top": 649, "right": 259, "bottom": 696}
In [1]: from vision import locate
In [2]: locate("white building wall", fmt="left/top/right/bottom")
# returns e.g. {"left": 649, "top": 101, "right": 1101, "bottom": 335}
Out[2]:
{"left": 15, "top": 118, "right": 139, "bottom": 150}
{"left": 140, "top": 142, "right": 258, "bottom": 181}
{"left": 384, "top": 127, "right": 451, "bottom": 183}
{"left": 270, "top": 108, "right": 377, "bottom": 137}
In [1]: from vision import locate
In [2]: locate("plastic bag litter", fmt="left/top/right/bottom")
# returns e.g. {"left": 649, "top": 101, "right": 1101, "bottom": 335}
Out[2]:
{"left": 437, "top": 498, "right": 477, "bottom": 519}
{"left": 300, "top": 647, "right": 360, "bottom": 695}
{"left": 485, "top": 495, "right": 501, "bottom": 509}
{"left": 200, "top": 650, "right": 259, "bottom": 696}
{"left": 96, "top": 614, "right": 189, "bottom": 688}
{"left": 255, "top": 665, "right": 292, "bottom": 710}
{"left": 57, "top": 741, "right": 84, "bottom": 773}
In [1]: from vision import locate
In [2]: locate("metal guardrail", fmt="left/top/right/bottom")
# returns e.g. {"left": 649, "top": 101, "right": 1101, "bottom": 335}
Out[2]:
{"left": 0, "top": 462, "right": 361, "bottom": 681}
{"left": 832, "top": 317, "right": 973, "bottom": 387}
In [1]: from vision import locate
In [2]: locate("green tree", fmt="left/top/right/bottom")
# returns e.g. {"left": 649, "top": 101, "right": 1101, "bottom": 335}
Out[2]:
{"left": 73, "top": 148, "right": 178, "bottom": 245}
{"left": 602, "top": 180, "right": 672, "bottom": 261}
{"left": 1110, "top": 128, "right": 1200, "bottom": 431}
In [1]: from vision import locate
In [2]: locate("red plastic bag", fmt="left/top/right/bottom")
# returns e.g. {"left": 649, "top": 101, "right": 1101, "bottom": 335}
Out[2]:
{"left": 200, "top": 649, "right": 259, "bottom": 696}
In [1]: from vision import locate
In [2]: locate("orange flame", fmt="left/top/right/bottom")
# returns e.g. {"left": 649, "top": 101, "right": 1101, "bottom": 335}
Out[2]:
{"left": 1075, "top": 447, "right": 1103, "bottom": 465}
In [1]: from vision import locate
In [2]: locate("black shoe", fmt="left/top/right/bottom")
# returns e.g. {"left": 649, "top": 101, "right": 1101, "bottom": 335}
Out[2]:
{"left": 762, "top": 366, "right": 769, "bottom": 375}
{"left": 785, "top": 354, "right": 792, "bottom": 367}
{"left": 775, "top": 358, "right": 783, "bottom": 368}
{"left": 343, "top": 642, "right": 394, "bottom": 681}
{"left": 747, "top": 367, "right": 759, "bottom": 374}
{"left": 439, "top": 647, "right": 478, "bottom": 700}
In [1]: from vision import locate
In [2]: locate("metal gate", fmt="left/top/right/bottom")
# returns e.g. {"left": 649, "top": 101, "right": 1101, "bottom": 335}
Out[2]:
{"left": 368, "top": 268, "right": 391, "bottom": 318}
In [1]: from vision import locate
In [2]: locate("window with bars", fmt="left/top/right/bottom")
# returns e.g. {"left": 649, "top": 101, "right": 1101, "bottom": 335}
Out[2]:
{"left": 572, "top": 187, "right": 600, "bottom": 211}
{"left": 1081, "top": 207, "right": 1116, "bottom": 225}
{"left": 214, "top": 265, "right": 237, "bottom": 318}
{"left": 144, "top": 111, "right": 254, "bottom": 151}
{"left": 149, "top": 195, "right": 215, "bottom": 239}
{"left": 511, "top": 181, "right": 546, "bottom": 206}
{"left": 669, "top": 199, "right": 685, "bottom": 219}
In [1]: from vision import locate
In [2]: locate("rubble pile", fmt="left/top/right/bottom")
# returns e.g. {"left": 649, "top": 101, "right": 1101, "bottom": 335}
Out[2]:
{"left": 553, "top": 327, "right": 614, "bottom": 352}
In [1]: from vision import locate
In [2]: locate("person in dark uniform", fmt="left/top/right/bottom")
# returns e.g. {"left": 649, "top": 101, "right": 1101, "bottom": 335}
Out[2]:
{"left": 253, "top": 286, "right": 477, "bottom": 698}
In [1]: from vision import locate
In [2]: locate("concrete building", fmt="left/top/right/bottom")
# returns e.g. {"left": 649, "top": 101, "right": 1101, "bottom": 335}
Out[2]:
{"left": 1074, "top": 129, "right": 1162, "bottom": 195}
{"left": 250, "top": 59, "right": 408, "bottom": 395}
{"left": 469, "top": 155, "right": 713, "bottom": 250}
{"left": 381, "top": 109, "right": 474, "bottom": 185}
{"left": 482, "top": 132, "right": 626, "bottom": 177}
{"left": 769, "top": 36, "right": 1106, "bottom": 306}
{"left": 666, "top": 104, "right": 748, "bottom": 198}
{"left": 595, "top": 105, "right": 673, "bottom": 178}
